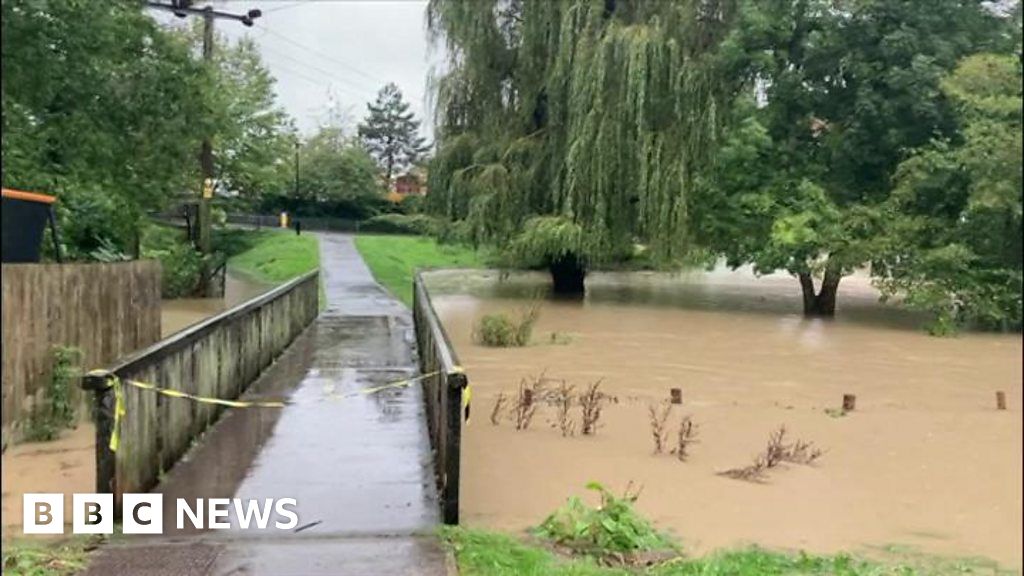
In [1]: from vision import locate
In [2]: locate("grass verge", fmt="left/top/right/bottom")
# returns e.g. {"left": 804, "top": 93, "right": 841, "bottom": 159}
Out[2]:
{"left": 354, "top": 234, "right": 487, "bottom": 306}
{"left": 1, "top": 536, "right": 101, "bottom": 576}
{"left": 225, "top": 230, "right": 320, "bottom": 284}
{"left": 441, "top": 528, "right": 1016, "bottom": 576}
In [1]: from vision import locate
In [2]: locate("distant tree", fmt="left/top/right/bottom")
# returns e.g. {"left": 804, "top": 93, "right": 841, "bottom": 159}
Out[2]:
{"left": 876, "top": 53, "right": 1022, "bottom": 333}
{"left": 358, "top": 83, "right": 428, "bottom": 183}
{"left": 692, "top": 0, "right": 1015, "bottom": 317}
{"left": 280, "top": 126, "right": 383, "bottom": 219}
{"left": 206, "top": 35, "right": 296, "bottom": 203}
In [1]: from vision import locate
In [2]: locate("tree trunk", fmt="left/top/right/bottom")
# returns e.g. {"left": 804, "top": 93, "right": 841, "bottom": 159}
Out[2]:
{"left": 549, "top": 254, "right": 586, "bottom": 297}
{"left": 798, "top": 269, "right": 842, "bottom": 317}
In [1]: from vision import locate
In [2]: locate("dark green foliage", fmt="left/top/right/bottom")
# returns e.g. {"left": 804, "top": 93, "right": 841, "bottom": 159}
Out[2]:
{"left": 694, "top": 0, "right": 1019, "bottom": 320}
{"left": 876, "top": 53, "right": 1023, "bottom": 333}
{"left": 205, "top": 34, "right": 296, "bottom": 203}
{"left": 427, "top": 1, "right": 737, "bottom": 279}
{"left": 2, "top": 0, "right": 207, "bottom": 257}
{"left": 25, "top": 347, "right": 81, "bottom": 442}
{"left": 140, "top": 225, "right": 205, "bottom": 299}
{"left": 267, "top": 126, "right": 385, "bottom": 219}
{"left": 2, "top": 1, "right": 295, "bottom": 261}
{"left": 358, "top": 83, "right": 429, "bottom": 182}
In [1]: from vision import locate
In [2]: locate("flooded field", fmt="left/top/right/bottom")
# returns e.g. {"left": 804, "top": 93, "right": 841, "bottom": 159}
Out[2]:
{"left": 427, "top": 268, "right": 1023, "bottom": 568}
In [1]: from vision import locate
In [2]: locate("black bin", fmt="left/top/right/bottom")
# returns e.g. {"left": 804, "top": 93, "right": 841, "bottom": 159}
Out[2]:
{"left": 2, "top": 188, "right": 57, "bottom": 263}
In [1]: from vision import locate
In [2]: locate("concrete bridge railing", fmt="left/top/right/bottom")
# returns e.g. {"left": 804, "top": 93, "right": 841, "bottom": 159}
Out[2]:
{"left": 413, "top": 272, "right": 468, "bottom": 525}
{"left": 83, "top": 270, "right": 319, "bottom": 512}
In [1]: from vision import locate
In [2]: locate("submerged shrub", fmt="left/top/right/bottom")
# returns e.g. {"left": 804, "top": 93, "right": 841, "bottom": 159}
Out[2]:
{"left": 476, "top": 313, "right": 518, "bottom": 346}
{"left": 474, "top": 302, "right": 540, "bottom": 347}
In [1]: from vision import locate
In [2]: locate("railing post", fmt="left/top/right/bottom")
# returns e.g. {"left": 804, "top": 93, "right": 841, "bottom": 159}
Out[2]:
{"left": 81, "top": 373, "right": 117, "bottom": 504}
{"left": 443, "top": 370, "right": 466, "bottom": 525}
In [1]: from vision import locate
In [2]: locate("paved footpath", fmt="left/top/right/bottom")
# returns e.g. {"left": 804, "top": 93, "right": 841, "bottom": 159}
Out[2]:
{"left": 84, "top": 233, "right": 449, "bottom": 576}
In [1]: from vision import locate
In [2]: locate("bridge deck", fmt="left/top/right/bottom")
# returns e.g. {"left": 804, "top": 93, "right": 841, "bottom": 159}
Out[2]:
{"left": 84, "top": 233, "right": 447, "bottom": 576}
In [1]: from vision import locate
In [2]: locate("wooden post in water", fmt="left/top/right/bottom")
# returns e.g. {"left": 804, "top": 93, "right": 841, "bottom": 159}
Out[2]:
{"left": 523, "top": 387, "right": 533, "bottom": 408}
{"left": 81, "top": 373, "right": 118, "bottom": 511}
{"left": 996, "top": 391, "right": 1007, "bottom": 410}
{"left": 842, "top": 394, "right": 857, "bottom": 412}
{"left": 670, "top": 388, "right": 682, "bottom": 405}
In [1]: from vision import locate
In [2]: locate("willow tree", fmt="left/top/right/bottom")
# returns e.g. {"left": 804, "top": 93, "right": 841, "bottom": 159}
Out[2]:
{"left": 427, "top": 0, "right": 736, "bottom": 295}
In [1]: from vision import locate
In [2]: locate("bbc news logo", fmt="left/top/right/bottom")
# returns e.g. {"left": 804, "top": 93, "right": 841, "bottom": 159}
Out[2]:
{"left": 24, "top": 494, "right": 299, "bottom": 534}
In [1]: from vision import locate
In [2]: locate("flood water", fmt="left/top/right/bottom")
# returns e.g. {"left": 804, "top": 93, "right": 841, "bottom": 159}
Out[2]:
{"left": 427, "top": 267, "right": 1023, "bottom": 569}
{"left": 161, "top": 273, "right": 273, "bottom": 337}
{"left": 1, "top": 274, "right": 276, "bottom": 537}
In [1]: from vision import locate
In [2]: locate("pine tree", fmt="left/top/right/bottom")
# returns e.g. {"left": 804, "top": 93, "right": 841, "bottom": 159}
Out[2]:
{"left": 358, "top": 83, "right": 428, "bottom": 184}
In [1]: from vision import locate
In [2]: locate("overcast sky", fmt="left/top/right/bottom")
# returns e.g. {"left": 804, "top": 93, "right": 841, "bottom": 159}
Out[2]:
{"left": 151, "top": 0, "right": 442, "bottom": 139}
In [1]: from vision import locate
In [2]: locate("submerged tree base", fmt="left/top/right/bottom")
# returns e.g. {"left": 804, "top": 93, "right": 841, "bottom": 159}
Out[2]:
{"left": 549, "top": 255, "right": 586, "bottom": 298}
{"left": 799, "top": 271, "right": 841, "bottom": 317}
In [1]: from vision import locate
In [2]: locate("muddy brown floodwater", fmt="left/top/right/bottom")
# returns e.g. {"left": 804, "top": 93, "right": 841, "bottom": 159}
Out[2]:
{"left": 160, "top": 273, "right": 272, "bottom": 338}
{"left": 426, "top": 267, "right": 1023, "bottom": 569}
{"left": 1, "top": 273, "right": 273, "bottom": 537}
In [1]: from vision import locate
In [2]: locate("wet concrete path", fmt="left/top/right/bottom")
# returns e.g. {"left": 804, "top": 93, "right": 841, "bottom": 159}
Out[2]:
{"left": 84, "top": 234, "right": 447, "bottom": 576}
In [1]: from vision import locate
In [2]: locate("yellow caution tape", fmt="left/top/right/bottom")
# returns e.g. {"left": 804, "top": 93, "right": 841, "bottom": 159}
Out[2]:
{"left": 86, "top": 369, "right": 447, "bottom": 452}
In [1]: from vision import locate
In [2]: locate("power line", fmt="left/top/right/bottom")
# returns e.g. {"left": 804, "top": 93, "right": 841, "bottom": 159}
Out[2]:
{"left": 254, "top": 23, "right": 387, "bottom": 86}
{"left": 259, "top": 43, "right": 380, "bottom": 98}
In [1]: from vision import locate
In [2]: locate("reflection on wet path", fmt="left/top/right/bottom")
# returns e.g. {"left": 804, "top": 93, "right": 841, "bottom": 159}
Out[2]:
{"left": 151, "top": 234, "right": 437, "bottom": 540}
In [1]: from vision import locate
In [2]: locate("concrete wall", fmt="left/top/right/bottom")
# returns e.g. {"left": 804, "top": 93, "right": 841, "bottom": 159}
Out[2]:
{"left": 1, "top": 261, "right": 162, "bottom": 441}
{"left": 91, "top": 270, "right": 319, "bottom": 506}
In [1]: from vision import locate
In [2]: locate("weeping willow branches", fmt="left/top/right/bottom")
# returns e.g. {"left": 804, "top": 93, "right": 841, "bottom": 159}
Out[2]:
{"left": 428, "top": 0, "right": 736, "bottom": 268}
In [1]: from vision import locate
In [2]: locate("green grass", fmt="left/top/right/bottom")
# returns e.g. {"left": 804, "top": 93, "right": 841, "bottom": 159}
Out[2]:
{"left": 226, "top": 230, "right": 320, "bottom": 284}
{"left": 441, "top": 528, "right": 1016, "bottom": 576}
{"left": 354, "top": 234, "right": 487, "bottom": 306}
{"left": 1, "top": 536, "right": 100, "bottom": 576}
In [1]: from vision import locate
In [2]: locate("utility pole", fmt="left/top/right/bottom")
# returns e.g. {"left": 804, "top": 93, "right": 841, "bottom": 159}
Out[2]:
{"left": 146, "top": 1, "right": 262, "bottom": 295}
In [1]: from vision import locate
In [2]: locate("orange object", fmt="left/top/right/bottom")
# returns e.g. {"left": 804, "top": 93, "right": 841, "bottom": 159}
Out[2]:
{"left": 2, "top": 188, "right": 57, "bottom": 205}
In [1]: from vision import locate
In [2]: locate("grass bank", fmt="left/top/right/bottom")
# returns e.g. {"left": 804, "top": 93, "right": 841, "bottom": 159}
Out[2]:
{"left": 442, "top": 528, "right": 1012, "bottom": 576}
{"left": 224, "top": 229, "right": 319, "bottom": 284}
{"left": 355, "top": 235, "right": 487, "bottom": 306}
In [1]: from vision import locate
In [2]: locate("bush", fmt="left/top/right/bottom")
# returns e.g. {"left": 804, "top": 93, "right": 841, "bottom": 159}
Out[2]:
{"left": 50, "top": 185, "right": 139, "bottom": 261}
{"left": 25, "top": 347, "right": 81, "bottom": 442}
{"left": 476, "top": 314, "right": 518, "bottom": 346}
{"left": 360, "top": 213, "right": 439, "bottom": 235}
{"left": 536, "top": 482, "right": 676, "bottom": 556}
{"left": 475, "top": 303, "right": 539, "bottom": 347}
{"left": 141, "top": 224, "right": 204, "bottom": 298}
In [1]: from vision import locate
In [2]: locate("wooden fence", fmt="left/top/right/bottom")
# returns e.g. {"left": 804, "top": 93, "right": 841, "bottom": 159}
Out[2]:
{"left": 1, "top": 261, "right": 162, "bottom": 441}
{"left": 82, "top": 270, "right": 319, "bottom": 511}
{"left": 412, "top": 272, "right": 468, "bottom": 524}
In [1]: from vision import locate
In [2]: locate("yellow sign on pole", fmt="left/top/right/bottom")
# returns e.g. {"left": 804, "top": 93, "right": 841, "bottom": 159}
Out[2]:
{"left": 202, "top": 178, "right": 214, "bottom": 199}
{"left": 280, "top": 212, "right": 289, "bottom": 228}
